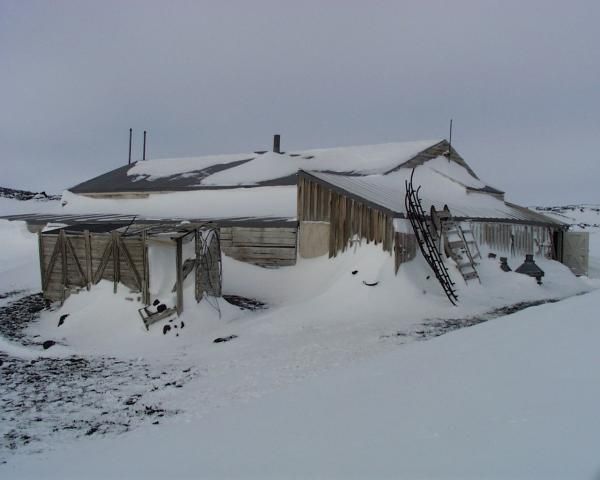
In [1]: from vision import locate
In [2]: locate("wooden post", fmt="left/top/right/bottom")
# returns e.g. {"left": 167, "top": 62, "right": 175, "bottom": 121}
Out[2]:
{"left": 112, "top": 231, "right": 119, "bottom": 294}
{"left": 176, "top": 237, "right": 183, "bottom": 315}
{"left": 59, "top": 230, "right": 68, "bottom": 304}
{"left": 84, "top": 230, "right": 92, "bottom": 290}
{"left": 38, "top": 231, "right": 45, "bottom": 293}
{"left": 194, "top": 229, "right": 203, "bottom": 303}
{"left": 141, "top": 230, "right": 150, "bottom": 305}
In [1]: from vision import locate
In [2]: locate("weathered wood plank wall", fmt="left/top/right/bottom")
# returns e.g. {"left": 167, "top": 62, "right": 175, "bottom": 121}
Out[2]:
{"left": 40, "top": 231, "right": 147, "bottom": 303}
{"left": 219, "top": 226, "right": 297, "bottom": 267}
{"left": 470, "top": 222, "right": 555, "bottom": 258}
{"left": 393, "top": 232, "right": 417, "bottom": 273}
{"left": 298, "top": 176, "right": 416, "bottom": 271}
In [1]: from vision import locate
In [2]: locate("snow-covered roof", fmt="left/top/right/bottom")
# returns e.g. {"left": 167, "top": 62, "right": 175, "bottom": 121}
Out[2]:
{"left": 301, "top": 159, "right": 563, "bottom": 227}
{"left": 70, "top": 139, "right": 455, "bottom": 194}
{"left": 61, "top": 137, "right": 557, "bottom": 226}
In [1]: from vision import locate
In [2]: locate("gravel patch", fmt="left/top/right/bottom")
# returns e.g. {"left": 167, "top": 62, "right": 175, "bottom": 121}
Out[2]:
{"left": 0, "top": 293, "right": 198, "bottom": 462}
{"left": 381, "top": 298, "right": 561, "bottom": 342}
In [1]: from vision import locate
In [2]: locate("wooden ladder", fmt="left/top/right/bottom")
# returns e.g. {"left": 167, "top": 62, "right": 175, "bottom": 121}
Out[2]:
{"left": 438, "top": 208, "right": 481, "bottom": 284}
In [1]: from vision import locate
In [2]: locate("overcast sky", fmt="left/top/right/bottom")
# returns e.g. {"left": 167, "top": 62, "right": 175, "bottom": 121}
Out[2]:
{"left": 1, "top": 0, "right": 598, "bottom": 205}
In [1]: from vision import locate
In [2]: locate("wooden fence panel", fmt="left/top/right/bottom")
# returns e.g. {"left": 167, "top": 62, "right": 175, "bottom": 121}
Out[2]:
{"left": 41, "top": 230, "right": 149, "bottom": 303}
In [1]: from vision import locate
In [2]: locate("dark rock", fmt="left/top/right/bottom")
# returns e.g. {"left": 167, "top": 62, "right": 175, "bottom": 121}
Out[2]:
{"left": 156, "top": 304, "right": 167, "bottom": 313}
{"left": 223, "top": 295, "right": 267, "bottom": 311}
{"left": 213, "top": 334, "right": 238, "bottom": 344}
{"left": 488, "top": 252, "right": 497, "bottom": 258}
{"left": 153, "top": 299, "right": 160, "bottom": 306}
{"left": 180, "top": 321, "right": 185, "bottom": 329}
{"left": 42, "top": 340, "right": 56, "bottom": 350}
{"left": 500, "top": 257, "right": 512, "bottom": 272}
{"left": 162, "top": 325, "right": 171, "bottom": 335}
{"left": 57, "top": 314, "right": 69, "bottom": 327}
{"left": 352, "top": 270, "right": 358, "bottom": 275}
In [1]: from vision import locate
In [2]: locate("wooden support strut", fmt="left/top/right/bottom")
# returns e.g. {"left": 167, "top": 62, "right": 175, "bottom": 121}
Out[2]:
{"left": 195, "top": 229, "right": 204, "bottom": 303}
{"left": 93, "top": 239, "right": 113, "bottom": 284}
{"left": 117, "top": 236, "right": 143, "bottom": 291}
{"left": 65, "top": 236, "right": 88, "bottom": 286}
{"left": 176, "top": 237, "right": 183, "bottom": 315}
{"left": 38, "top": 231, "right": 46, "bottom": 291}
{"left": 111, "top": 232, "right": 119, "bottom": 294}
{"left": 60, "top": 230, "right": 68, "bottom": 304}
{"left": 84, "top": 230, "right": 92, "bottom": 290}
{"left": 42, "top": 236, "right": 60, "bottom": 292}
{"left": 141, "top": 230, "right": 150, "bottom": 305}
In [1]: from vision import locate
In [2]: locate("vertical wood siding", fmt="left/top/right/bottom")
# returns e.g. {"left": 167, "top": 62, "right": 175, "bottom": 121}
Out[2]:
{"left": 298, "top": 176, "right": 415, "bottom": 270}
{"left": 471, "top": 222, "right": 556, "bottom": 258}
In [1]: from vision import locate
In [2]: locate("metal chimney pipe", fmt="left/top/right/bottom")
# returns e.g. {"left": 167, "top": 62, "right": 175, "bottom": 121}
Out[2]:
{"left": 143, "top": 130, "right": 147, "bottom": 160}
{"left": 273, "top": 134, "right": 281, "bottom": 153}
{"left": 128, "top": 128, "right": 133, "bottom": 165}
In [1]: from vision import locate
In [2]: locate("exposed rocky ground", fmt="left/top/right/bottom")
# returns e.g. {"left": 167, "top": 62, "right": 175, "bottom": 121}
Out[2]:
{"left": 0, "top": 293, "right": 199, "bottom": 462}
{"left": 0, "top": 187, "right": 60, "bottom": 202}
{"left": 381, "top": 298, "right": 562, "bottom": 342}
{"left": 533, "top": 204, "right": 600, "bottom": 229}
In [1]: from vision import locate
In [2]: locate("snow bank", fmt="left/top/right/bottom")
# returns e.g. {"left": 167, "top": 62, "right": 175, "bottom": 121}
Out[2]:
{"left": 24, "top": 235, "right": 594, "bottom": 359}
{"left": 0, "top": 220, "right": 41, "bottom": 297}
{"left": 26, "top": 281, "right": 244, "bottom": 357}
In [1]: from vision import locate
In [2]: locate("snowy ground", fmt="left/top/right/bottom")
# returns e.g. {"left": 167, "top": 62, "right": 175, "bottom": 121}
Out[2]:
{"left": 0, "top": 201, "right": 599, "bottom": 478}
{"left": 6, "top": 289, "right": 600, "bottom": 479}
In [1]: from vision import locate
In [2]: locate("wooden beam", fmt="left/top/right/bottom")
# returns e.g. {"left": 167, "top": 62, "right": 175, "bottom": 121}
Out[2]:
{"left": 142, "top": 230, "right": 150, "bottom": 305}
{"left": 38, "top": 232, "right": 45, "bottom": 292}
{"left": 176, "top": 237, "right": 183, "bottom": 315}
{"left": 84, "top": 230, "right": 92, "bottom": 290}
{"left": 93, "top": 239, "right": 113, "bottom": 284}
{"left": 117, "top": 237, "right": 142, "bottom": 291}
{"left": 42, "top": 235, "right": 61, "bottom": 292}
{"left": 111, "top": 232, "right": 119, "bottom": 294}
{"left": 195, "top": 229, "right": 203, "bottom": 303}
{"left": 65, "top": 236, "right": 88, "bottom": 286}
{"left": 60, "top": 230, "right": 68, "bottom": 304}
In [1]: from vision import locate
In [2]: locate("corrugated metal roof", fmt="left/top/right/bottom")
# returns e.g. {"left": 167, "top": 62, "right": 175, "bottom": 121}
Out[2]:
{"left": 301, "top": 170, "right": 563, "bottom": 227}
{"left": 1, "top": 213, "right": 296, "bottom": 228}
